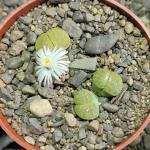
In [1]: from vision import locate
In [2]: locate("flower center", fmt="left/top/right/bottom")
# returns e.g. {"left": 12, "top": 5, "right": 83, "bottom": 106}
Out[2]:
{"left": 43, "top": 57, "right": 52, "bottom": 67}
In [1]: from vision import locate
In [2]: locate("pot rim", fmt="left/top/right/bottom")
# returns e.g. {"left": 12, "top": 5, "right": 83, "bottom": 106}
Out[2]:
{"left": 0, "top": 0, "right": 150, "bottom": 150}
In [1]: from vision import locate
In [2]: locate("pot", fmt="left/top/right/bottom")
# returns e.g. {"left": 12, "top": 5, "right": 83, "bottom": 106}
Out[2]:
{"left": 0, "top": 0, "right": 150, "bottom": 150}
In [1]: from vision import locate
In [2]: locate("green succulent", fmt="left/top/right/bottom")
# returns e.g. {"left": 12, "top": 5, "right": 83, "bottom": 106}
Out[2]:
{"left": 92, "top": 68, "right": 124, "bottom": 97}
{"left": 35, "top": 33, "right": 54, "bottom": 50}
{"left": 74, "top": 89, "right": 100, "bottom": 120}
{"left": 47, "top": 27, "right": 71, "bottom": 49}
{"left": 35, "top": 27, "right": 71, "bottom": 51}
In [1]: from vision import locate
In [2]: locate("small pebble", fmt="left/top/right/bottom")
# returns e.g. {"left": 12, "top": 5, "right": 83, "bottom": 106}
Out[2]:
{"left": 30, "top": 99, "right": 53, "bottom": 117}
{"left": 88, "top": 120, "right": 99, "bottom": 132}
{"left": 24, "top": 136, "right": 35, "bottom": 145}
{"left": 64, "top": 113, "right": 77, "bottom": 127}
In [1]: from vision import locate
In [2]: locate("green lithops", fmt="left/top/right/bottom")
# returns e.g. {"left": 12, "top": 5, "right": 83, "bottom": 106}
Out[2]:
{"left": 35, "top": 33, "right": 54, "bottom": 51}
{"left": 35, "top": 27, "right": 71, "bottom": 51}
{"left": 74, "top": 89, "right": 100, "bottom": 120}
{"left": 92, "top": 68, "right": 124, "bottom": 97}
{"left": 47, "top": 27, "right": 71, "bottom": 49}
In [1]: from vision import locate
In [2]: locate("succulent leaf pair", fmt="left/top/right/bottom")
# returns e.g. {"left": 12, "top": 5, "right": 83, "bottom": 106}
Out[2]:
{"left": 35, "top": 27, "right": 71, "bottom": 50}
{"left": 74, "top": 68, "right": 124, "bottom": 120}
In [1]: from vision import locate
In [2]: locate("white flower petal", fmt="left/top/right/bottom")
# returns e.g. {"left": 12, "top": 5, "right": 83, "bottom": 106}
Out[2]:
{"left": 36, "top": 47, "right": 69, "bottom": 87}
{"left": 52, "top": 71, "right": 60, "bottom": 81}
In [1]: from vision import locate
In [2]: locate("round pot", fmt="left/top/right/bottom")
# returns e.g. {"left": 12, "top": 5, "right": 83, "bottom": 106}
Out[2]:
{"left": 0, "top": 0, "right": 150, "bottom": 150}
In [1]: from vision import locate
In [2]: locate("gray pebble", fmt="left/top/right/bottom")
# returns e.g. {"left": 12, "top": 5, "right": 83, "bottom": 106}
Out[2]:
{"left": 24, "top": 136, "right": 35, "bottom": 145}
{"left": 88, "top": 133, "right": 97, "bottom": 144}
{"left": 28, "top": 118, "right": 43, "bottom": 135}
{"left": 142, "top": 0, "right": 150, "bottom": 9}
{"left": 133, "top": 81, "right": 144, "bottom": 91}
{"left": 112, "top": 127, "right": 124, "bottom": 138}
{"left": 1, "top": 70, "right": 15, "bottom": 84}
{"left": 8, "top": 40, "right": 27, "bottom": 56}
{"left": 27, "top": 32, "right": 37, "bottom": 45}
{"left": 71, "top": 70, "right": 88, "bottom": 88}
{"left": 6, "top": 56, "right": 23, "bottom": 69}
{"left": 130, "top": 94, "right": 139, "bottom": 104}
{"left": 10, "top": 30, "right": 24, "bottom": 42}
{"left": 112, "top": 136, "right": 123, "bottom": 144}
{"left": 79, "top": 128, "right": 87, "bottom": 140}
{"left": 85, "top": 13, "right": 94, "bottom": 22}
{"left": 22, "top": 51, "right": 31, "bottom": 62}
{"left": 45, "top": 7, "right": 57, "bottom": 17}
{"left": 121, "top": 91, "right": 130, "bottom": 103}
{"left": 22, "top": 85, "right": 36, "bottom": 95}
{"left": 125, "top": 21, "right": 134, "bottom": 34}
{"left": 95, "top": 142, "right": 107, "bottom": 150}
{"left": 52, "top": 129, "right": 63, "bottom": 143}
{"left": 0, "top": 43, "right": 8, "bottom": 51}
{"left": 5, "top": 109, "right": 14, "bottom": 117}
{"left": 103, "top": 123, "right": 113, "bottom": 131}
{"left": 102, "top": 103, "right": 119, "bottom": 113}
{"left": 38, "top": 87, "right": 57, "bottom": 98}
{"left": 20, "top": 16, "right": 33, "bottom": 25}
{"left": 4, "top": 0, "right": 19, "bottom": 6}
{"left": 69, "top": 2, "right": 80, "bottom": 11}
{"left": 86, "top": 143, "right": 94, "bottom": 150}
{"left": 62, "top": 18, "right": 83, "bottom": 38}
{"left": 79, "top": 38, "right": 86, "bottom": 49}
{"left": 88, "top": 120, "right": 99, "bottom": 132}
{"left": 85, "top": 34, "right": 119, "bottom": 55}
{"left": 73, "top": 11, "right": 84, "bottom": 23}
{"left": 99, "top": 111, "right": 109, "bottom": 120}
{"left": 48, "top": 145, "right": 55, "bottom": 150}
{"left": 69, "top": 57, "right": 97, "bottom": 71}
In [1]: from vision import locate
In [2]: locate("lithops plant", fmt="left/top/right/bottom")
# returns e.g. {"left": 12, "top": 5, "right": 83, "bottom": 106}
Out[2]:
{"left": 47, "top": 27, "right": 71, "bottom": 49}
{"left": 74, "top": 89, "right": 100, "bottom": 120}
{"left": 35, "top": 32, "right": 54, "bottom": 51}
{"left": 35, "top": 27, "right": 71, "bottom": 51}
{"left": 92, "top": 68, "right": 124, "bottom": 97}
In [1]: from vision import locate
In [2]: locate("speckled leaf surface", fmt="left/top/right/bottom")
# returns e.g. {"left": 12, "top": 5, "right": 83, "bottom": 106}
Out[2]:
{"left": 47, "top": 27, "right": 71, "bottom": 49}
{"left": 92, "top": 68, "right": 123, "bottom": 97}
{"left": 74, "top": 89, "right": 100, "bottom": 120}
{"left": 35, "top": 33, "right": 54, "bottom": 50}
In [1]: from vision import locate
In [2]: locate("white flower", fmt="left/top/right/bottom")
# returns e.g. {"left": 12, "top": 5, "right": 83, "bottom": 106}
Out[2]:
{"left": 35, "top": 47, "right": 70, "bottom": 87}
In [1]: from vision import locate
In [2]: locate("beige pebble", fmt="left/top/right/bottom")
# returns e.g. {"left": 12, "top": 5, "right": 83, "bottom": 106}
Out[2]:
{"left": 30, "top": 99, "right": 53, "bottom": 117}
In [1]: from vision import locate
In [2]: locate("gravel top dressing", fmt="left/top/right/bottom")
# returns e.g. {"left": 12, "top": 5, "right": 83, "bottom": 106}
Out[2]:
{"left": 0, "top": 0, "right": 150, "bottom": 150}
